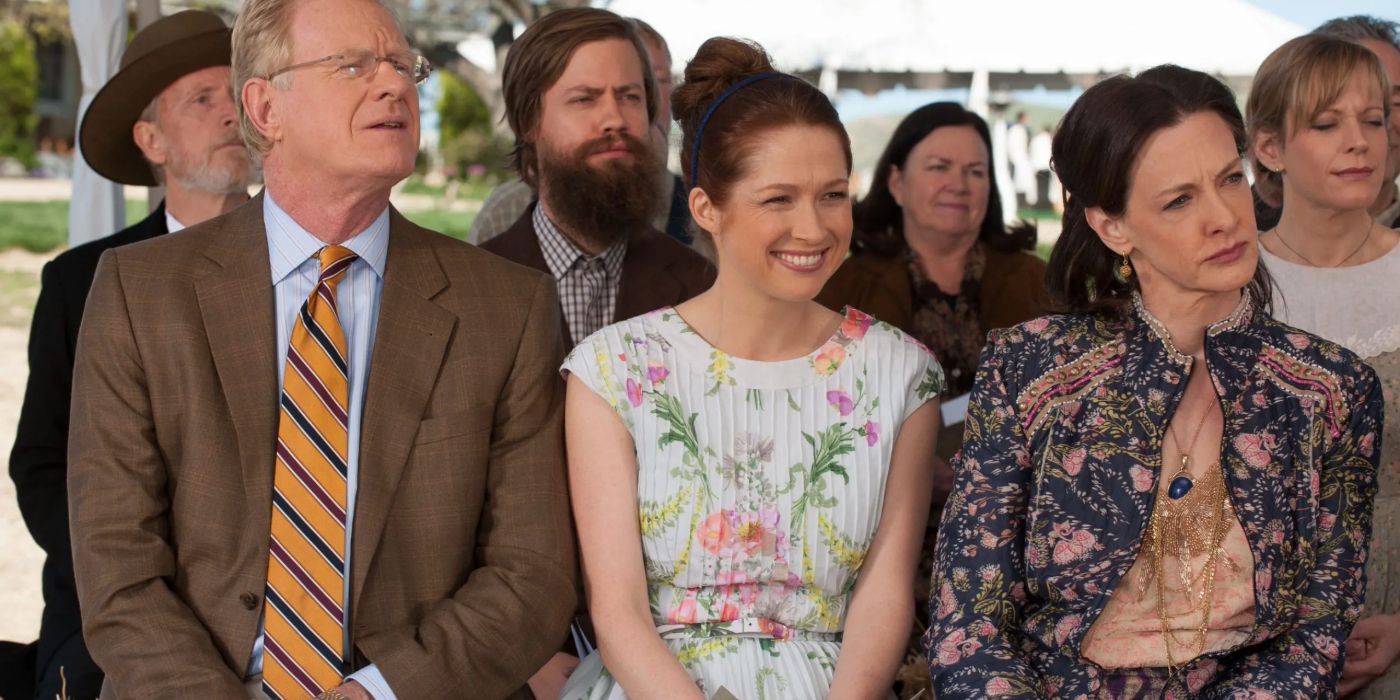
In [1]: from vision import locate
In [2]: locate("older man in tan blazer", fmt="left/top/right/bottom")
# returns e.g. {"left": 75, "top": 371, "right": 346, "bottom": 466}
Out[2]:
{"left": 67, "top": 0, "right": 575, "bottom": 698}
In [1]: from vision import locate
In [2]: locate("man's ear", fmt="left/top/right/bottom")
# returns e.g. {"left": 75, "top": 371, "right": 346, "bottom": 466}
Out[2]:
{"left": 689, "top": 186, "right": 721, "bottom": 241}
{"left": 1084, "top": 206, "right": 1132, "bottom": 257}
{"left": 241, "top": 77, "right": 282, "bottom": 145}
{"left": 132, "top": 119, "right": 167, "bottom": 167}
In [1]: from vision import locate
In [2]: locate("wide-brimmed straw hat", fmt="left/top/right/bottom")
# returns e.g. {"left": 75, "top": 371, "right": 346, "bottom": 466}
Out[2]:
{"left": 79, "top": 10, "right": 232, "bottom": 186}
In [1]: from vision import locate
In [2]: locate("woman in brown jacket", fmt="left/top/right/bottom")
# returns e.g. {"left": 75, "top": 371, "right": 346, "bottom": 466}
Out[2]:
{"left": 819, "top": 103, "right": 1049, "bottom": 403}
{"left": 817, "top": 102, "right": 1050, "bottom": 699}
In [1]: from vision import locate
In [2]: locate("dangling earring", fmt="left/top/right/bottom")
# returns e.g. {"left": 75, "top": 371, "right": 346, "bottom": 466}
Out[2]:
{"left": 1118, "top": 256, "right": 1133, "bottom": 280}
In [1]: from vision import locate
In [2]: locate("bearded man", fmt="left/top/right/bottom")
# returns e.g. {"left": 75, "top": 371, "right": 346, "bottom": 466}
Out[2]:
{"left": 476, "top": 9, "right": 712, "bottom": 698}
{"left": 481, "top": 8, "right": 713, "bottom": 352}
{"left": 5, "top": 11, "right": 253, "bottom": 699}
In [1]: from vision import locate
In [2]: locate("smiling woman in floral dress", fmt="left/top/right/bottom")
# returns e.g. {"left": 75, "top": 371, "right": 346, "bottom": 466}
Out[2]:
{"left": 926, "top": 64, "right": 1384, "bottom": 699}
{"left": 559, "top": 37, "right": 943, "bottom": 700}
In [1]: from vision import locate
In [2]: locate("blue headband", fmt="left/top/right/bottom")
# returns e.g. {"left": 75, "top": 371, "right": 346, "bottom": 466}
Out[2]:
{"left": 689, "top": 71, "right": 786, "bottom": 186}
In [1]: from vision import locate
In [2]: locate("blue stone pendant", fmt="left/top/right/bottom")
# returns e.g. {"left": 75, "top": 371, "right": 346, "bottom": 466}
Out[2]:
{"left": 1168, "top": 475, "right": 1194, "bottom": 500}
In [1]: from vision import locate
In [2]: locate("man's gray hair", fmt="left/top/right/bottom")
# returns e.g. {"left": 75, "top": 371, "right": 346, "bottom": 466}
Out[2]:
{"left": 1315, "top": 15, "right": 1400, "bottom": 54}
{"left": 231, "top": 0, "right": 405, "bottom": 157}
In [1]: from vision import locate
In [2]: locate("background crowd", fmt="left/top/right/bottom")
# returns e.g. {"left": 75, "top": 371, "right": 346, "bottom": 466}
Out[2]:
{"left": 0, "top": 1, "right": 1395, "bottom": 700}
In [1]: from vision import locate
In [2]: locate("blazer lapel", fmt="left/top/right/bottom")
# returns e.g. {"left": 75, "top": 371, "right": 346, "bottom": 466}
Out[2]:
{"left": 193, "top": 195, "right": 279, "bottom": 539}
{"left": 351, "top": 212, "right": 456, "bottom": 609}
{"left": 484, "top": 206, "right": 574, "bottom": 348}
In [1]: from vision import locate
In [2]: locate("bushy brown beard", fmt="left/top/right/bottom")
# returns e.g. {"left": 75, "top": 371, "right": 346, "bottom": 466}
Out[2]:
{"left": 537, "top": 132, "right": 660, "bottom": 251}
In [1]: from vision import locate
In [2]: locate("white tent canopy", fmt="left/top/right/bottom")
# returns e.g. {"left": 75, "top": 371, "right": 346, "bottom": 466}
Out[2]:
{"left": 610, "top": 0, "right": 1305, "bottom": 94}
{"left": 611, "top": 0, "right": 1304, "bottom": 221}
{"left": 68, "top": 0, "right": 127, "bottom": 247}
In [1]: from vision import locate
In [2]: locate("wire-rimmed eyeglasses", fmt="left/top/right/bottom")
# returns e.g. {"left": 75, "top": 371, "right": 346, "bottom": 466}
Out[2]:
{"left": 265, "top": 48, "right": 432, "bottom": 86}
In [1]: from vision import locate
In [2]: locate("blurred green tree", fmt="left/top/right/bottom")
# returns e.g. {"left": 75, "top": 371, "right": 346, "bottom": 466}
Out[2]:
{"left": 436, "top": 69, "right": 512, "bottom": 180}
{"left": 0, "top": 19, "right": 38, "bottom": 168}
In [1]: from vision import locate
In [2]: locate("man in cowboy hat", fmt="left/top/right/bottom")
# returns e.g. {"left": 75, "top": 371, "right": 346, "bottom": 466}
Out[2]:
{"left": 5, "top": 10, "right": 251, "bottom": 699}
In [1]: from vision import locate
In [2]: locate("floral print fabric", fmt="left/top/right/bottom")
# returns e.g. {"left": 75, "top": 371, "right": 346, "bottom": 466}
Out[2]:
{"left": 561, "top": 307, "right": 943, "bottom": 699}
{"left": 926, "top": 292, "right": 1384, "bottom": 699}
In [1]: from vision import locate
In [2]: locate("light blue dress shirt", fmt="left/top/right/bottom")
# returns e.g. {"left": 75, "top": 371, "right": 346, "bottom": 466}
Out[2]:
{"left": 244, "top": 194, "right": 397, "bottom": 699}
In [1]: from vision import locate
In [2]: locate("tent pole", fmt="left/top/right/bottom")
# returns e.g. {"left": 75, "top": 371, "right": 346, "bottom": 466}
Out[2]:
{"left": 67, "top": 0, "right": 127, "bottom": 247}
{"left": 136, "top": 0, "right": 164, "bottom": 213}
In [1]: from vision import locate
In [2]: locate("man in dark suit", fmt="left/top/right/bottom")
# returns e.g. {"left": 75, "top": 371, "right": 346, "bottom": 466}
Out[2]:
{"left": 67, "top": 0, "right": 575, "bottom": 697}
{"left": 478, "top": 9, "right": 714, "bottom": 698}
{"left": 4, "top": 11, "right": 252, "bottom": 699}
{"left": 480, "top": 8, "right": 713, "bottom": 356}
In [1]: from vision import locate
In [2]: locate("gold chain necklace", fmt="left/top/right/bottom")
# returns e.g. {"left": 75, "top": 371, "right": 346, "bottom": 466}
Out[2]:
{"left": 1163, "top": 398, "right": 1211, "bottom": 499}
{"left": 1142, "top": 392, "right": 1233, "bottom": 680}
{"left": 1273, "top": 221, "right": 1373, "bottom": 268}
{"left": 1149, "top": 474, "right": 1232, "bottom": 675}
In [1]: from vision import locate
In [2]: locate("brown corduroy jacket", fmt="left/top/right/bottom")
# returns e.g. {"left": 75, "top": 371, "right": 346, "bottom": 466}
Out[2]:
{"left": 68, "top": 194, "right": 576, "bottom": 699}
{"left": 816, "top": 246, "right": 1051, "bottom": 337}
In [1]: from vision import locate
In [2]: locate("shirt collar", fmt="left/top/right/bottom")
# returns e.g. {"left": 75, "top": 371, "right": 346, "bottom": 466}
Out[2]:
{"left": 264, "top": 193, "right": 390, "bottom": 284}
{"left": 165, "top": 209, "right": 186, "bottom": 234}
{"left": 532, "top": 205, "right": 627, "bottom": 280}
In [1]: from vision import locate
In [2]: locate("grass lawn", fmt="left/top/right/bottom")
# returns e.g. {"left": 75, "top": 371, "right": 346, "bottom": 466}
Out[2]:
{"left": 1017, "top": 208, "right": 1061, "bottom": 223}
{"left": 0, "top": 200, "right": 476, "bottom": 253}
{"left": 0, "top": 268, "right": 40, "bottom": 329}
{"left": 399, "top": 209, "right": 474, "bottom": 240}
{"left": 0, "top": 200, "right": 152, "bottom": 254}
{"left": 398, "top": 177, "right": 497, "bottom": 202}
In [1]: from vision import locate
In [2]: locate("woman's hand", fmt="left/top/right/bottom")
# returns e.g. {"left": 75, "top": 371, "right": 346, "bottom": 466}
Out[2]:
{"left": 1339, "top": 613, "right": 1400, "bottom": 697}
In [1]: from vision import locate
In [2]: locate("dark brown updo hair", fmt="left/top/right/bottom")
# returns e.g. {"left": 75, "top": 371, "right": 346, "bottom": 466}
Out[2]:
{"left": 673, "top": 37, "right": 852, "bottom": 210}
{"left": 1045, "top": 64, "right": 1273, "bottom": 316}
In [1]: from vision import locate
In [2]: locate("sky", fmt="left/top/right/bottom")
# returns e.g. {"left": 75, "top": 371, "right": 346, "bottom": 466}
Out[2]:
{"left": 1246, "top": 0, "right": 1400, "bottom": 29}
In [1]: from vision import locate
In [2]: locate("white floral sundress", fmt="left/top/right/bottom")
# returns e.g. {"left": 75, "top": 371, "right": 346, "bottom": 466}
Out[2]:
{"left": 560, "top": 307, "right": 944, "bottom": 700}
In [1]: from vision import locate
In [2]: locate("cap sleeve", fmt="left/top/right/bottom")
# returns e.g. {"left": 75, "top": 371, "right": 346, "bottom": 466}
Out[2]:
{"left": 900, "top": 332, "right": 944, "bottom": 422}
{"left": 560, "top": 328, "right": 636, "bottom": 433}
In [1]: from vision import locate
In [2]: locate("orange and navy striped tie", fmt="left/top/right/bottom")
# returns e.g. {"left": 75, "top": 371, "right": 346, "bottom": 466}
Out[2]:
{"left": 263, "top": 246, "right": 357, "bottom": 698}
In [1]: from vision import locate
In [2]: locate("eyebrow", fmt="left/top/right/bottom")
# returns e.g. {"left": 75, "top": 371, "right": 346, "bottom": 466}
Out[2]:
{"left": 923, "top": 155, "right": 986, "bottom": 167}
{"left": 757, "top": 178, "right": 851, "bottom": 191}
{"left": 565, "top": 82, "right": 643, "bottom": 95}
{"left": 1154, "top": 158, "right": 1240, "bottom": 198}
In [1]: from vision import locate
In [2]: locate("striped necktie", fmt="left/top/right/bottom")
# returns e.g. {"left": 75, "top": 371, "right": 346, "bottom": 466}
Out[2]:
{"left": 263, "top": 245, "right": 357, "bottom": 699}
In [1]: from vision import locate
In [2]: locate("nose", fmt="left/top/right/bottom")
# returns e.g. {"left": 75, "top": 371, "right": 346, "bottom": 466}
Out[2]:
{"left": 218, "top": 88, "right": 238, "bottom": 130}
{"left": 949, "top": 168, "right": 971, "bottom": 193}
{"left": 1203, "top": 185, "right": 1241, "bottom": 236}
{"left": 791, "top": 199, "right": 828, "bottom": 243}
{"left": 1342, "top": 115, "right": 1370, "bottom": 153}
{"left": 369, "top": 59, "right": 411, "bottom": 102}
{"left": 599, "top": 93, "right": 627, "bottom": 136}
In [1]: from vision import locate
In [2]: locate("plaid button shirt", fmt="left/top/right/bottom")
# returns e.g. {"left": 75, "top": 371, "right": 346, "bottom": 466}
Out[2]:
{"left": 533, "top": 206, "right": 626, "bottom": 342}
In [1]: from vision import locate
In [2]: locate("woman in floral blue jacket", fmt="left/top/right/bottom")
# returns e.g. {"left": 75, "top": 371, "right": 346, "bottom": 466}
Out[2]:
{"left": 926, "top": 65, "right": 1384, "bottom": 698}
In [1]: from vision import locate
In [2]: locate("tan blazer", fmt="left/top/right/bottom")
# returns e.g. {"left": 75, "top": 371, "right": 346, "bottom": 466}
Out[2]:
{"left": 68, "top": 194, "right": 576, "bottom": 699}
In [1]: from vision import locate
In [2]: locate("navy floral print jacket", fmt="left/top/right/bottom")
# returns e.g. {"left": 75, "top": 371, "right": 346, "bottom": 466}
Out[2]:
{"left": 926, "top": 292, "right": 1383, "bottom": 699}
